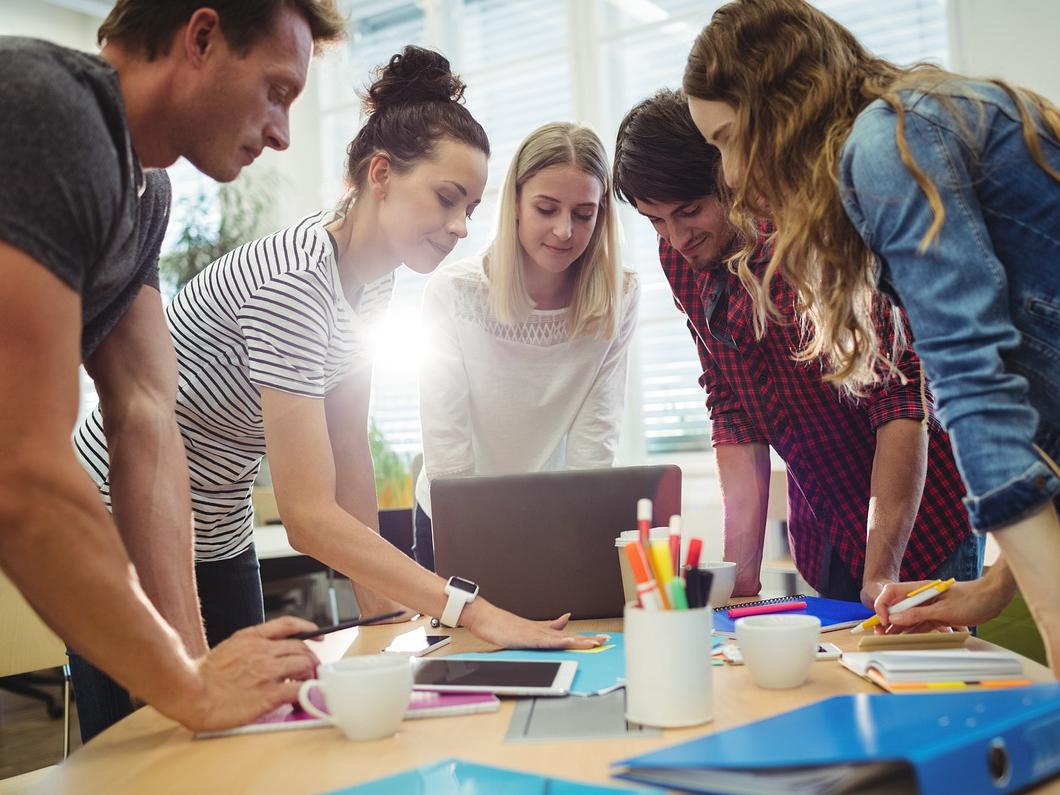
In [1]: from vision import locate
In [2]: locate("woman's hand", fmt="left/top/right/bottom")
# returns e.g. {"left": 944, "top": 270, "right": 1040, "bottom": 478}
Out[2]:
{"left": 462, "top": 600, "right": 608, "bottom": 650}
{"left": 872, "top": 578, "right": 1008, "bottom": 634}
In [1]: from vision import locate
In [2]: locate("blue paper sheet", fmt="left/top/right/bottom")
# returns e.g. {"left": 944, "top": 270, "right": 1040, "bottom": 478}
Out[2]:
{"left": 446, "top": 633, "right": 724, "bottom": 696}
{"left": 327, "top": 757, "right": 663, "bottom": 794}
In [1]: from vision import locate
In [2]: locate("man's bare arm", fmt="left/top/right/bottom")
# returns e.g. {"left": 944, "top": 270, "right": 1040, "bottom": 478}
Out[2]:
{"left": 716, "top": 443, "right": 771, "bottom": 595}
{"left": 0, "top": 242, "right": 317, "bottom": 729}
{"left": 85, "top": 286, "right": 206, "bottom": 655}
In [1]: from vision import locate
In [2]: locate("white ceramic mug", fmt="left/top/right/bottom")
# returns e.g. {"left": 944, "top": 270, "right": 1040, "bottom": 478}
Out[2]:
{"left": 735, "top": 614, "right": 821, "bottom": 689}
{"left": 698, "top": 561, "right": 737, "bottom": 606}
{"left": 298, "top": 655, "right": 412, "bottom": 741}
{"left": 624, "top": 603, "right": 714, "bottom": 728}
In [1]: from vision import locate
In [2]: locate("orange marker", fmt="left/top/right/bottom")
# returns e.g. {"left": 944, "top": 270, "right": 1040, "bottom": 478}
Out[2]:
{"left": 624, "top": 540, "right": 662, "bottom": 611}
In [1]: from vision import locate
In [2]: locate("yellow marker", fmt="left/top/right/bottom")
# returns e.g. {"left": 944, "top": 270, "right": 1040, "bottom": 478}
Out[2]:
{"left": 852, "top": 578, "right": 955, "bottom": 634}
{"left": 648, "top": 540, "right": 674, "bottom": 609}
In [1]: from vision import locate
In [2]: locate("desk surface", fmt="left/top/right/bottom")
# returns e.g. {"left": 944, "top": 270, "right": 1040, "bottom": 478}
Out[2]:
{"left": 32, "top": 618, "right": 1058, "bottom": 795}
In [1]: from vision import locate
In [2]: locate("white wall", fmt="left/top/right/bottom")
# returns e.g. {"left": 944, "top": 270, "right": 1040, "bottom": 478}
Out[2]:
{"left": 949, "top": 0, "right": 1060, "bottom": 103}
{"left": 0, "top": 0, "right": 98, "bottom": 51}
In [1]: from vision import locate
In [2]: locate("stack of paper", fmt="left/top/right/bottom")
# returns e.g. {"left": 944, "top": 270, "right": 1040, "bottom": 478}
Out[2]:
{"left": 840, "top": 649, "right": 1030, "bottom": 691}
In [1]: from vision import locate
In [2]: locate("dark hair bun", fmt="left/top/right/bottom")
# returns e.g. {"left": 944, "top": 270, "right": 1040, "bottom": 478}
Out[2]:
{"left": 365, "top": 46, "right": 466, "bottom": 113}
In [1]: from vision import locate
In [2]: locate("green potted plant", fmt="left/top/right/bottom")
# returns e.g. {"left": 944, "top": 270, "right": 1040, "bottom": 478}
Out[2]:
{"left": 160, "top": 170, "right": 275, "bottom": 294}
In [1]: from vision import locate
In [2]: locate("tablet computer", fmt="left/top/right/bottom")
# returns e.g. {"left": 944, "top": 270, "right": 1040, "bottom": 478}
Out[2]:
{"left": 411, "top": 658, "right": 578, "bottom": 697}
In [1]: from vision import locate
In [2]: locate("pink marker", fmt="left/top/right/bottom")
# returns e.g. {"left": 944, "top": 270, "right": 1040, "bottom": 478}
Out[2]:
{"left": 727, "top": 600, "right": 807, "bottom": 619}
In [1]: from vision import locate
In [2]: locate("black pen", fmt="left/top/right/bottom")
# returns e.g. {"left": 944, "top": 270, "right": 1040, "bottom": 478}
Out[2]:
{"left": 288, "top": 610, "right": 404, "bottom": 640}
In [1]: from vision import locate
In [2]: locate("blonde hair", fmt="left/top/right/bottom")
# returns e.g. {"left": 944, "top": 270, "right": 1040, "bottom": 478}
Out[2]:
{"left": 683, "top": 0, "right": 1060, "bottom": 392}
{"left": 486, "top": 122, "right": 622, "bottom": 339}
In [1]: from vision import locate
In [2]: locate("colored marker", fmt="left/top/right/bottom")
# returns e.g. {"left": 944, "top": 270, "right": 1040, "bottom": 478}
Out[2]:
{"left": 851, "top": 578, "right": 955, "bottom": 634}
{"left": 668, "top": 515, "right": 682, "bottom": 578}
{"left": 649, "top": 539, "right": 674, "bottom": 610}
{"left": 669, "top": 578, "right": 689, "bottom": 610}
{"left": 685, "top": 537, "right": 703, "bottom": 571}
{"left": 624, "top": 540, "right": 662, "bottom": 610}
{"left": 727, "top": 600, "right": 807, "bottom": 619}
{"left": 636, "top": 498, "right": 652, "bottom": 548}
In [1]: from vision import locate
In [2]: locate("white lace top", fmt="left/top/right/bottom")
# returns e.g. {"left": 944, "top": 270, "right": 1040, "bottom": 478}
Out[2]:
{"left": 415, "top": 254, "right": 640, "bottom": 517}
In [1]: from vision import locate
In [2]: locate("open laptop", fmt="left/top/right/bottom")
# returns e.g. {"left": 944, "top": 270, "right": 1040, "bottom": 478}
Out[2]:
{"left": 430, "top": 465, "right": 682, "bottom": 620}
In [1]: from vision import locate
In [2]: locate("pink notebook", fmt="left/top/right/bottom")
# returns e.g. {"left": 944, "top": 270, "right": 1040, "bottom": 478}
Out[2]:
{"left": 406, "top": 690, "right": 499, "bottom": 719}
{"left": 196, "top": 690, "right": 499, "bottom": 738}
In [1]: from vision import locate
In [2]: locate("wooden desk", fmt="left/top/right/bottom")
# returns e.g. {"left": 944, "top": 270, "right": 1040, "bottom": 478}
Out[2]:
{"left": 30, "top": 619, "right": 1058, "bottom": 795}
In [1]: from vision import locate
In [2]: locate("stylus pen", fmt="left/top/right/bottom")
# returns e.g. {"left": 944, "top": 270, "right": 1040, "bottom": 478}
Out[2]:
{"left": 288, "top": 610, "right": 404, "bottom": 640}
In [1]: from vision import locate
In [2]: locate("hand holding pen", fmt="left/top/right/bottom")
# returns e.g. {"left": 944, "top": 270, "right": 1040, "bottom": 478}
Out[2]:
{"left": 852, "top": 578, "right": 956, "bottom": 635}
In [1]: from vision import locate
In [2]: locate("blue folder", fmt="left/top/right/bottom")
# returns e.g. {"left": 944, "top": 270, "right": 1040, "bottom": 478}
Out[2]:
{"left": 613, "top": 683, "right": 1060, "bottom": 794}
{"left": 327, "top": 758, "right": 664, "bottom": 794}
{"left": 712, "top": 595, "right": 872, "bottom": 636}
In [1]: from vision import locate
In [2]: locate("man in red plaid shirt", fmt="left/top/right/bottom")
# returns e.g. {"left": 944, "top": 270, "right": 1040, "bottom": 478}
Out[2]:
{"left": 613, "top": 90, "right": 981, "bottom": 608}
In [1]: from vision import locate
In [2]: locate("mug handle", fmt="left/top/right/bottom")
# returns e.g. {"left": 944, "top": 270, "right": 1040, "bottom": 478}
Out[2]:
{"left": 297, "top": 680, "right": 333, "bottom": 722}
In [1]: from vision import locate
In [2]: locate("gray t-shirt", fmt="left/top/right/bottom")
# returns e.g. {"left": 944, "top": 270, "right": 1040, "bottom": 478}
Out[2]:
{"left": 0, "top": 37, "right": 170, "bottom": 359}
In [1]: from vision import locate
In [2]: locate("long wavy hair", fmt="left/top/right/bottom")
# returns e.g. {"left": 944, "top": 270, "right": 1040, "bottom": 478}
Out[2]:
{"left": 683, "top": 0, "right": 1060, "bottom": 391}
{"left": 486, "top": 122, "right": 622, "bottom": 339}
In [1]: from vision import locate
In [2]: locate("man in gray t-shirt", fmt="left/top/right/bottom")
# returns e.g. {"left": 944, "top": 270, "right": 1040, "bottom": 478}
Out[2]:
{"left": 0, "top": 1, "right": 344, "bottom": 735}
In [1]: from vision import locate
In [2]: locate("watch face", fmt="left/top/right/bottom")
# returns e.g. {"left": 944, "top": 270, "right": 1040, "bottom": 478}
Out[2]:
{"left": 449, "top": 577, "right": 478, "bottom": 594}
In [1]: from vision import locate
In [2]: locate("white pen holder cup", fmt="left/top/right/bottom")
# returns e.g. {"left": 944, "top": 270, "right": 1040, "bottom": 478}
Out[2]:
{"left": 624, "top": 603, "right": 714, "bottom": 728}
{"left": 297, "top": 655, "right": 412, "bottom": 741}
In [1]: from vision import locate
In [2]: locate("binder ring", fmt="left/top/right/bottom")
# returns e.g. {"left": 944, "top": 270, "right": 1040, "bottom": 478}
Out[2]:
{"left": 987, "top": 737, "right": 1012, "bottom": 788}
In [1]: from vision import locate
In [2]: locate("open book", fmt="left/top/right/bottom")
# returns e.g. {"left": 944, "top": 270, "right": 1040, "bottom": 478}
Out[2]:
{"left": 840, "top": 649, "right": 1031, "bottom": 692}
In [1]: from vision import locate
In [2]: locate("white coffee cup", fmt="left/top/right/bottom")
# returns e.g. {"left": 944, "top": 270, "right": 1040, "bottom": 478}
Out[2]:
{"left": 298, "top": 655, "right": 412, "bottom": 741}
{"left": 624, "top": 603, "right": 713, "bottom": 728}
{"left": 615, "top": 528, "right": 671, "bottom": 604}
{"left": 735, "top": 614, "right": 821, "bottom": 689}
{"left": 698, "top": 561, "right": 737, "bottom": 606}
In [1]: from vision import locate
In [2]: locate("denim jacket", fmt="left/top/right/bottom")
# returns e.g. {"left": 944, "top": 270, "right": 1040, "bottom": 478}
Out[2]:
{"left": 839, "top": 79, "right": 1060, "bottom": 532}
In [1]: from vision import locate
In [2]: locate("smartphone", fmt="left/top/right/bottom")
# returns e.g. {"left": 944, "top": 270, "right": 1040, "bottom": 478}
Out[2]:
{"left": 383, "top": 628, "right": 452, "bottom": 657}
{"left": 722, "top": 642, "right": 841, "bottom": 664}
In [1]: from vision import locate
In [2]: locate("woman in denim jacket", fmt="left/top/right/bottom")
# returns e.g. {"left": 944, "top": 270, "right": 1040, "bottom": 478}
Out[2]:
{"left": 681, "top": 0, "right": 1060, "bottom": 675}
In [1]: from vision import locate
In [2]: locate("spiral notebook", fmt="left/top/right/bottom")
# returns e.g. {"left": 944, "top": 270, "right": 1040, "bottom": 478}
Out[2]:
{"left": 712, "top": 595, "right": 873, "bottom": 637}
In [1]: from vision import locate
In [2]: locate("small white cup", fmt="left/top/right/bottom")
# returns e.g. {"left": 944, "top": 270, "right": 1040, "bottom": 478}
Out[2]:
{"left": 698, "top": 561, "right": 737, "bottom": 606}
{"left": 735, "top": 614, "right": 821, "bottom": 689}
{"left": 624, "top": 603, "right": 713, "bottom": 728}
{"left": 298, "top": 655, "right": 412, "bottom": 741}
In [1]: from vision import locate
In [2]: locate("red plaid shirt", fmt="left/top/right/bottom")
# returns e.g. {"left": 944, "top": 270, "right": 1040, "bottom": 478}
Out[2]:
{"left": 659, "top": 238, "right": 972, "bottom": 591}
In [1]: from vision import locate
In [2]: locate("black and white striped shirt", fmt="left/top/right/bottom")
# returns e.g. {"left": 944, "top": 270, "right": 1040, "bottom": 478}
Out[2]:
{"left": 74, "top": 212, "right": 393, "bottom": 561}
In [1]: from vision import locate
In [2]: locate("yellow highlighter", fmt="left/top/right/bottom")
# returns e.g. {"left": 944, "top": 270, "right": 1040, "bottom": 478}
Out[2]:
{"left": 648, "top": 540, "right": 674, "bottom": 610}
{"left": 852, "top": 578, "right": 956, "bottom": 634}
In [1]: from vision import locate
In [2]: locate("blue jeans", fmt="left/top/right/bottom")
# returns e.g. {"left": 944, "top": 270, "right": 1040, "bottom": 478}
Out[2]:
{"left": 413, "top": 504, "right": 436, "bottom": 573}
{"left": 840, "top": 80, "right": 1060, "bottom": 531}
{"left": 69, "top": 545, "right": 264, "bottom": 743}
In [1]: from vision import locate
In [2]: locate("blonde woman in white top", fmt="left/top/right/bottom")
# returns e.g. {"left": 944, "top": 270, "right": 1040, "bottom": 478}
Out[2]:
{"left": 415, "top": 122, "right": 640, "bottom": 569}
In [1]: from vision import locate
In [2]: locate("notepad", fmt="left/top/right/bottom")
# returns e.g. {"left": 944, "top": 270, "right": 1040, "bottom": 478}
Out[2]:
{"left": 712, "top": 595, "right": 872, "bottom": 637}
{"left": 406, "top": 690, "right": 499, "bottom": 719}
{"left": 840, "top": 649, "right": 1031, "bottom": 692}
{"left": 195, "top": 690, "right": 498, "bottom": 738}
{"left": 856, "top": 630, "right": 970, "bottom": 651}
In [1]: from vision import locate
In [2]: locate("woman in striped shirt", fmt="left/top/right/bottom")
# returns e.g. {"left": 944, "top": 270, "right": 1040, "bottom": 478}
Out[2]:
{"left": 73, "top": 46, "right": 604, "bottom": 740}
